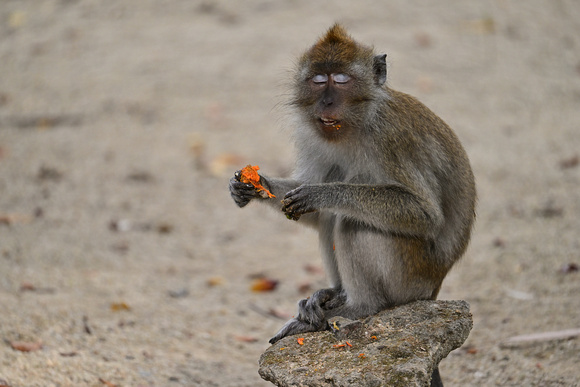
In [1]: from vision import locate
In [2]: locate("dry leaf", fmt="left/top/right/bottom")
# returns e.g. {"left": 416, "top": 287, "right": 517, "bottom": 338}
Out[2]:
{"left": 559, "top": 155, "right": 579, "bottom": 169}
{"left": 492, "top": 237, "right": 506, "bottom": 248}
{"left": 157, "top": 222, "right": 173, "bottom": 234}
{"left": 207, "top": 276, "right": 225, "bottom": 287}
{"left": 37, "top": 165, "right": 63, "bottom": 181}
{"left": 98, "top": 378, "right": 117, "bottom": 387}
{"left": 234, "top": 335, "right": 258, "bottom": 343}
{"left": 414, "top": 32, "right": 432, "bottom": 48}
{"left": 125, "top": 171, "right": 154, "bottom": 183}
{"left": 82, "top": 315, "right": 92, "bottom": 335}
{"left": 460, "top": 344, "right": 479, "bottom": 355}
{"left": 248, "top": 303, "right": 290, "bottom": 320}
{"left": 297, "top": 281, "right": 312, "bottom": 294}
{"left": 19, "top": 282, "right": 36, "bottom": 292}
{"left": 18, "top": 282, "right": 54, "bottom": 294}
{"left": 416, "top": 76, "right": 433, "bottom": 93}
{"left": 560, "top": 263, "right": 579, "bottom": 274}
{"left": 462, "top": 17, "right": 495, "bottom": 35}
{"left": 110, "top": 302, "right": 131, "bottom": 312}
{"left": 535, "top": 201, "right": 564, "bottom": 218}
{"left": 10, "top": 341, "right": 42, "bottom": 352}
{"left": 250, "top": 277, "right": 278, "bottom": 292}
{"left": 303, "top": 264, "right": 324, "bottom": 275}
{"left": 209, "top": 153, "right": 244, "bottom": 176}
{"left": 189, "top": 134, "right": 206, "bottom": 170}
{"left": 0, "top": 213, "right": 32, "bottom": 225}
{"left": 59, "top": 351, "right": 79, "bottom": 357}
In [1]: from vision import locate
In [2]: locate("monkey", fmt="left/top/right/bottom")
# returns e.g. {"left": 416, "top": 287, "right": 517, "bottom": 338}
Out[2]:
{"left": 229, "top": 24, "right": 475, "bottom": 387}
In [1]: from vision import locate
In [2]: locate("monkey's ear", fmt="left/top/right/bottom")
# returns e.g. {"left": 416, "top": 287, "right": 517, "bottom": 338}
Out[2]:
{"left": 373, "top": 54, "right": 387, "bottom": 86}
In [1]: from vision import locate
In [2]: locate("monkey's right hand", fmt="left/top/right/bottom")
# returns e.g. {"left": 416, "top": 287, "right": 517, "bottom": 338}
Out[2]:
{"left": 229, "top": 170, "right": 263, "bottom": 208}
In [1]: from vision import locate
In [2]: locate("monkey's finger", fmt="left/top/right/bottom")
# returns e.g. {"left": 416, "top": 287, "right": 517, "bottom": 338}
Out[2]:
{"left": 229, "top": 181, "right": 259, "bottom": 197}
{"left": 231, "top": 195, "right": 250, "bottom": 208}
{"left": 233, "top": 170, "right": 242, "bottom": 181}
{"left": 281, "top": 196, "right": 304, "bottom": 212}
{"left": 282, "top": 206, "right": 302, "bottom": 221}
{"left": 230, "top": 178, "right": 254, "bottom": 188}
{"left": 282, "top": 199, "right": 316, "bottom": 219}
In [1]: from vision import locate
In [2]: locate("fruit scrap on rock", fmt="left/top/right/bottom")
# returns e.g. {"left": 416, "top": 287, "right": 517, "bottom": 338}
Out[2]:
{"left": 239, "top": 165, "right": 275, "bottom": 198}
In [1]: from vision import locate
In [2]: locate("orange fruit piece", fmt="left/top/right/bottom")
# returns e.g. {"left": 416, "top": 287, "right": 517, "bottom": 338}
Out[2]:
{"left": 239, "top": 165, "right": 275, "bottom": 198}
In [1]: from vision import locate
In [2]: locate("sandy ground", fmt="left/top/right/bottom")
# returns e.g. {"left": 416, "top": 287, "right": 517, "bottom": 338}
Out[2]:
{"left": 1, "top": 1, "right": 579, "bottom": 386}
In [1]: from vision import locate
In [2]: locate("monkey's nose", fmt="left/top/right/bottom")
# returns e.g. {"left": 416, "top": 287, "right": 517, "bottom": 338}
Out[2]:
{"left": 322, "top": 97, "right": 333, "bottom": 106}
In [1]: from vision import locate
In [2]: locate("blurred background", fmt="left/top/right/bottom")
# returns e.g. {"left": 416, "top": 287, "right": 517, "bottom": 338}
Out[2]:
{"left": 0, "top": 1, "right": 579, "bottom": 386}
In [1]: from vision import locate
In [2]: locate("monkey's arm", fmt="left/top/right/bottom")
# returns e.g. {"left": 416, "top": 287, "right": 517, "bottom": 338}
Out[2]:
{"left": 282, "top": 182, "right": 443, "bottom": 237}
{"left": 260, "top": 176, "right": 301, "bottom": 204}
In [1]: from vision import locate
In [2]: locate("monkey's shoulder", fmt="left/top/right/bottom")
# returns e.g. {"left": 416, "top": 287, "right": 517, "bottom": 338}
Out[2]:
{"left": 381, "top": 88, "right": 468, "bottom": 161}
{"left": 385, "top": 88, "right": 454, "bottom": 136}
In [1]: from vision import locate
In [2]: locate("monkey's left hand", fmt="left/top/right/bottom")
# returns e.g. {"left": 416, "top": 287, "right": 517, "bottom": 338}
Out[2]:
{"left": 229, "top": 170, "right": 267, "bottom": 208}
{"left": 282, "top": 184, "right": 325, "bottom": 221}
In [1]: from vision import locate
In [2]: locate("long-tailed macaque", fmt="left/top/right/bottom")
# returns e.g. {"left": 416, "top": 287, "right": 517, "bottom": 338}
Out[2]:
{"left": 229, "top": 24, "right": 476, "bottom": 387}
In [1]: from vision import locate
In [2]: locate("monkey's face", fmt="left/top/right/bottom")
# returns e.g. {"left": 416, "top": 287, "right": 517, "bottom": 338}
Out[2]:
{"left": 310, "top": 72, "right": 350, "bottom": 135}
{"left": 294, "top": 68, "right": 375, "bottom": 141}
{"left": 293, "top": 25, "right": 387, "bottom": 141}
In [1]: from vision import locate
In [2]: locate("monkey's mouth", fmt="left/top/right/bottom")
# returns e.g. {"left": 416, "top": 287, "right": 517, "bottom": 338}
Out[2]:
{"left": 319, "top": 118, "right": 341, "bottom": 130}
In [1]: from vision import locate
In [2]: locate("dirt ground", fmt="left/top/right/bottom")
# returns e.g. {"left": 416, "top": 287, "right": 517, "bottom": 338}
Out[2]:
{"left": 1, "top": 1, "right": 579, "bottom": 386}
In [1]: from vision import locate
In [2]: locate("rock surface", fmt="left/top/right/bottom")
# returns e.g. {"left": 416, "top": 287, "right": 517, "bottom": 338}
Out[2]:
{"left": 259, "top": 300, "right": 472, "bottom": 387}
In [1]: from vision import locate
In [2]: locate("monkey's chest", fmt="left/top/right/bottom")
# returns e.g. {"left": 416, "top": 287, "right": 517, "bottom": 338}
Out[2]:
{"left": 319, "top": 162, "right": 382, "bottom": 185}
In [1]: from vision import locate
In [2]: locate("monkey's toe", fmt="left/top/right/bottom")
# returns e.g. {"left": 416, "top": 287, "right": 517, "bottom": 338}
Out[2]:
{"left": 269, "top": 318, "right": 319, "bottom": 345}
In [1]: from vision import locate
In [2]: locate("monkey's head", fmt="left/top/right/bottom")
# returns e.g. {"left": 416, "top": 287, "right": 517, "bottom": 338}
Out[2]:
{"left": 293, "top": 24, "right": 387, "bottom": 141}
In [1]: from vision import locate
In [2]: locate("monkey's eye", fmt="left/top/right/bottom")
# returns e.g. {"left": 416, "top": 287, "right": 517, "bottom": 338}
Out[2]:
{"left": 312, "top": 74, "right": 329, "bottom": 84}
{"left": 332, "top": 73, "right": 351, "bottom": 84}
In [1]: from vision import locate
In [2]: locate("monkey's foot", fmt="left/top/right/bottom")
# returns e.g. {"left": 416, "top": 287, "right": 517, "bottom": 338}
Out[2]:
{"left": 297, "top": 287, "right": 345, "bottom": 324}
{"left": 268, "top": 318, "right": 329, "bottom": 344}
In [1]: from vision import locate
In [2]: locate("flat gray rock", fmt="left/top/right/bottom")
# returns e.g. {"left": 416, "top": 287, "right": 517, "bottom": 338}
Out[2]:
{"left": 259, "top": 300, "right": 472, "bottom": 387}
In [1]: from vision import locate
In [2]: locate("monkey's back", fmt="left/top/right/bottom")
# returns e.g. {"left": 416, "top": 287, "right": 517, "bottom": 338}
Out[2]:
{"left": 382, "top": 88, "right": 476, "bottom": 269}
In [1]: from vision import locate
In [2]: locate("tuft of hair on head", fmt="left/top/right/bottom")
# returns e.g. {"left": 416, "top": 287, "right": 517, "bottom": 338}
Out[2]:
{"left": 316, "top": 23, "right": 354, "bottom": 46}
{"left": 304, "top": 23, "right": 375, "bottom": 74}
